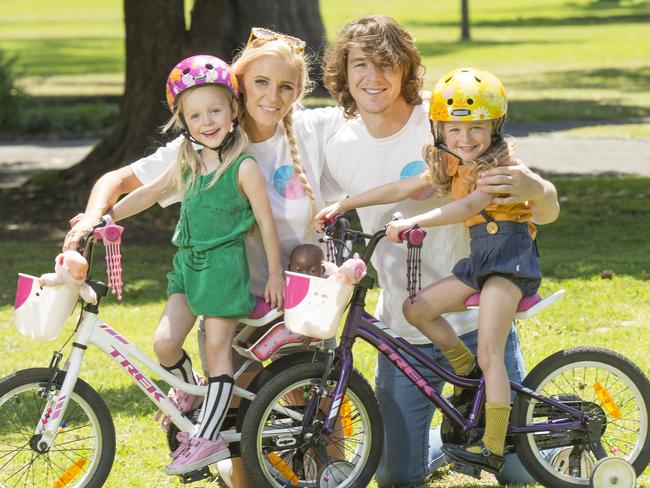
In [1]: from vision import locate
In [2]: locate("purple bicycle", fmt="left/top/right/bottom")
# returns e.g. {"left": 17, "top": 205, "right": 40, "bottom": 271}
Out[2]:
{"left": 240, "top": 216, "right": 650, "bottom": 488}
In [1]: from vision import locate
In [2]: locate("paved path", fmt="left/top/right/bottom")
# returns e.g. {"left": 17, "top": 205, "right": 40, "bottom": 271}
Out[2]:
{"left": 0, "top": 139, "right": 99, "bottom": 188}
{"left": 1, "top": 128, "right": 649, "bottom": 188}
{"left": 516, "top": 135, "right": 650, "bottom": 177}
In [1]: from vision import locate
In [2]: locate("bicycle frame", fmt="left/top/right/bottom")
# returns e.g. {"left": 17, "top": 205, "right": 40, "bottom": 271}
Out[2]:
{"left": 34, "top": 297, "right": 303, "bottom": 453}
{"left": 312, "top": 224, "right": 600, "bottom": 455}
{"left": 35, "top": 309, "right": 260, "bottom": 451}
{"left": 33, "top": 223, "right": 308, "bottom": 454}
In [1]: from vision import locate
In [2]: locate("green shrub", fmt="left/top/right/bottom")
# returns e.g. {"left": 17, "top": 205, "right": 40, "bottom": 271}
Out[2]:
{"left": 19, "top": 101, "right": 120, "bottom": 137}
{"left": 0, "top": 50, "right": 25, "bottom": 130}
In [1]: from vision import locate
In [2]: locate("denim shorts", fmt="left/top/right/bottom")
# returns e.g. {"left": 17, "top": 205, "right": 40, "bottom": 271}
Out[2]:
{"left": 452, "top": 221, "right": 541, "bottom": 297}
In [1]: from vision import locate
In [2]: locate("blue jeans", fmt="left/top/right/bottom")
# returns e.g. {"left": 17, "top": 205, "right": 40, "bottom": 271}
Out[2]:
{"left": 374, "top": 326, "right": 535, "bottom": 487}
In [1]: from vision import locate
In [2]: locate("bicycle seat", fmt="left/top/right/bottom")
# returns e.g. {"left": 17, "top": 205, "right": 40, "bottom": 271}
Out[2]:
{"left": 240, "top": 296, "right": 283, "bottom": 327}
{"left": 464, "top": 289, "right": 565, "bottom": 319}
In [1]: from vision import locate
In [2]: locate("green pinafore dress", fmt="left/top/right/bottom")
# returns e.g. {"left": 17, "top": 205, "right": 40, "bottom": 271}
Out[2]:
{"left": 166, "top": 153, "right": 256, "bottom": 318}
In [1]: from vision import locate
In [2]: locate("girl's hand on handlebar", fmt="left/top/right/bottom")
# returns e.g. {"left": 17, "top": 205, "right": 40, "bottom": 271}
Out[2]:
{"left": 63, "top": 213, "right": 96, "bottom": 251}
{"left": 264, "top": 274, "right": 285, "bottom": 311}
{"left": 385, "top": 219, "right": 415, "bottom": 243}
{"left": 315, "top": 201, "right": 345, "bottom": 232}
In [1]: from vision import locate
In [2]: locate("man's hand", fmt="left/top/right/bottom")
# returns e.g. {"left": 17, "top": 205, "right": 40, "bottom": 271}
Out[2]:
{"left": 476, "top": 161, "right": 545, "bottom": 205}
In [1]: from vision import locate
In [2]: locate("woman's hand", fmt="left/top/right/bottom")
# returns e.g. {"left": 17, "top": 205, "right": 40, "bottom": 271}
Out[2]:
{"left": 385, "top": 219, "right": 415, "bottom": 244}
{"left": 314, "top": 200, "right": 346, "bottom": 232}
{"left": 264, "top": 273, "right": 285, "bottom": 311}
{"left": 63, "top": 213, "right": 97, "bottom": 251}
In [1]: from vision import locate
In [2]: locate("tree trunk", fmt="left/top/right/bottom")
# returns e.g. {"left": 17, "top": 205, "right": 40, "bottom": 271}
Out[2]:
{"left": 461, "top": 0, "right": 471, "bottom": 41}
{"left": 62, "top": 0, "right": 326, "bottom": 187}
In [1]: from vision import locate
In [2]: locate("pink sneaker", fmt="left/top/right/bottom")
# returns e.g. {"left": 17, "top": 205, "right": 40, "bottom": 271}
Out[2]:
{"left": 155, "top": 373, "right": 207, "bottom": 431}
{"left": 169, "top": 432, "right": 190, "bottom": 460}
{"left": 165, "top": 434, "right": 230, "bottom": 475}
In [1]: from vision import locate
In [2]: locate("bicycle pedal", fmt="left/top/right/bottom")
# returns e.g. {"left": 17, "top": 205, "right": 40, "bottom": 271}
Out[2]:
{"left": 177, "top": 467, "right": 212, "bottom": 483}
{"left": 449, "top": 461, "right": 482, "bottom": 479}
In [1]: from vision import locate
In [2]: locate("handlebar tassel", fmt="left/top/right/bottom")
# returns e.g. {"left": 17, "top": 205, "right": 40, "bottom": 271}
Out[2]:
{"left": 105, "top": 241, "right": 123, "bottom": 300}
{"left": 406, "top": 244, "right": 422, "bottom": 303}
{"left": 326, "top": 238, "right": 338, "bottom": 265}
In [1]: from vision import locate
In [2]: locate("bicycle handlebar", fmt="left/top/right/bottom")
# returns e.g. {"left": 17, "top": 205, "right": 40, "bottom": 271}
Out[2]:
{"left": 320, "top": 214, "right": 425, "bottom": 266}
{"left": 399, "top": 226, "right": 425, "bottom": 246}
{"left": 81, "top": 216, "right": 125, "bottom": 300}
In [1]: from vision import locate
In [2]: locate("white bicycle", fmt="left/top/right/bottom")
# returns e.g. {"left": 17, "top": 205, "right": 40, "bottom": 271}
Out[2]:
{"left": 0, "top": 219, "right": 328, "bottom": 487}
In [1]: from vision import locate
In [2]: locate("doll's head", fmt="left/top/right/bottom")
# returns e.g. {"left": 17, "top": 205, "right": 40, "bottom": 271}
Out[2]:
{"left": 288, "top": 244, "right": 325, "bottom": 277}
{"left": 56, "top": 251, "right": 89, "bottom": 282}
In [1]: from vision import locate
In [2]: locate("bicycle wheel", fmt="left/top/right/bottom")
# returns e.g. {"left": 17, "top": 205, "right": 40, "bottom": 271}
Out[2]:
{"left": 0, "top": 368, "right": 116, "bottom": 488}
{"left": 240, "top": 361, "right": 383, "bottom": 487}
{"left": 512, "top": 347, "right": 650, "bottom": 488}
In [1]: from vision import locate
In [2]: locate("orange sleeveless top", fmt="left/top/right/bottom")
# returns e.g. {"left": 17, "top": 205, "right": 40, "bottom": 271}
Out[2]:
{"left": 446, "top": 158, "right": 537, "bottom": 239}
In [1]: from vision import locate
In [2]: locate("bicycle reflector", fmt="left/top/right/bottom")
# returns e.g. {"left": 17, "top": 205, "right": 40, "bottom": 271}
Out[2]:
{"left": 593, "top": 381, "right": 623, "bottom": 420}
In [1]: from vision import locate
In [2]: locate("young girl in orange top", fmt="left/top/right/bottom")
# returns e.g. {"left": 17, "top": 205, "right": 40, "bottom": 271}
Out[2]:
{"left": 316, "top": 67, "right": 546, "bottom": 474}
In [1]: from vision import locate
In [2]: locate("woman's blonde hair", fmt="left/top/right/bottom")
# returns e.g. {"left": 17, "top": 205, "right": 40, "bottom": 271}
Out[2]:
{"left": 162, "top": 85, "right": 248, "bottom": 196}
{"left": 323, "top": 15, "right": 424, "bottom": 118}
{"left": 232, "top": 38, "right": 317, "bottom": 224}
{"left": 424, "top": 119, "right": 514, "bottom": 193}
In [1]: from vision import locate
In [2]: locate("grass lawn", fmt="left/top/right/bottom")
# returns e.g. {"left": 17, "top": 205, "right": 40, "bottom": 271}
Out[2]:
{"left": 1, "top": 0, "right": 649, "bottom": 126}
{"left": 1, "top": 176, "right": 649, "bottom": 487}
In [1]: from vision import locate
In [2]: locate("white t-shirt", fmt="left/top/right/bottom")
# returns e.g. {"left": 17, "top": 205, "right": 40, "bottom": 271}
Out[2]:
{"left": 131, "top": 106, "right": 344, "bottom": 295}
{"left": 322, "top": 103, "right": 478, "bottom": 343}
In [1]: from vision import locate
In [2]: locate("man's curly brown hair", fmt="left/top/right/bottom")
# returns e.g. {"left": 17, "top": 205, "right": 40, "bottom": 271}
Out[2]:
{"left": 323, "top": 15, "right": 425, "bottom": 118}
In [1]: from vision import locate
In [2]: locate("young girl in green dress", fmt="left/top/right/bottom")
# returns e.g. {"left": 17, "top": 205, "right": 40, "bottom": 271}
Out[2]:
{"left": 110, "top": 55, "right": 283, "bottom": 475}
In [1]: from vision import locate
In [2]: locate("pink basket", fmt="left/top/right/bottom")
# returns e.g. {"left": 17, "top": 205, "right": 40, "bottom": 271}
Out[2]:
{"left": 283, "top": 271, "right": 352, "bottom": 340}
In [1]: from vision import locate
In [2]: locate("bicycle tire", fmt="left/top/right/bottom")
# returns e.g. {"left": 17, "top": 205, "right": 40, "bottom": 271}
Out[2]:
{"left": 235, "top": 349, "right": 329, "bottom": 432}
{"left": 0, "top": 367, "right": 116, "bottom": 488}
{"left": 512, "top": 347, "right": 650, "bottom": 488}
{"left": 240, "top": 361, "right": 383, "bottom": 487}
{"left": 164, "top": 351, "right": 327, "bottom": 485}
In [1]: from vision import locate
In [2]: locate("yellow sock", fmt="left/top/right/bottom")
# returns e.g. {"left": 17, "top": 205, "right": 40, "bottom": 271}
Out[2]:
{"left": 442, "top": 341, "right": 475, "bottom": 396}
{"left": 478, "top": 403, "right": 511, "bottom": 456}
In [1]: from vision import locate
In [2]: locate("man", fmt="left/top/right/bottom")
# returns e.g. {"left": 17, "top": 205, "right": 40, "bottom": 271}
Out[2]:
{"left": 320, "top": 15, "right": 559, "bottom": 487}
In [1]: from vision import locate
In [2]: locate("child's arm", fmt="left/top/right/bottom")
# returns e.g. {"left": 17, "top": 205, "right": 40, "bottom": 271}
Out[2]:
{"left": 476, "top": 160, "right": 559, "bottom": 224}
{"left": 239, "top": 158, "right": 284, "bottom": 309}
{"left": 109, "top": 165, "right": 176, "bottom": 222}
{"left": 385, "top": 188, "right": 493, "bottom": 243}
{"left": 315, "top": 175, "right": 430, "bottom": 225}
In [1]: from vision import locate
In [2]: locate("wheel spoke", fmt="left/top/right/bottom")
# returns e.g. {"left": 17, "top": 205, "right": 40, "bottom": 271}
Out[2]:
{"left": 0, "top": 371, "right": 115, "bottom": 487}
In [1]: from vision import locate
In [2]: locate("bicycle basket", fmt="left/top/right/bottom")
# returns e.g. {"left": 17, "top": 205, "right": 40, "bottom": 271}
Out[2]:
{"left": 14, "top": 273, "right": 78, "bottom": 341}
{"left": 283, "top": 271, "right": 352, "bottom": 339}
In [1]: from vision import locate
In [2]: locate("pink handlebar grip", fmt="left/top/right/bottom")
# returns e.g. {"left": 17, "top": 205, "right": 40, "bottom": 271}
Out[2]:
{"left": 399, "top": 226, "right": 426, "bottom": 246}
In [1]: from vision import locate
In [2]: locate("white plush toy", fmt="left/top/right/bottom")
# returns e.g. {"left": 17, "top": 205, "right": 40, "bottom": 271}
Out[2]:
{"left": 39, "top": 251, "right": 98, "bottom": 305}
{"left": 322, "top": 253, "right": 367, "bottom": 285}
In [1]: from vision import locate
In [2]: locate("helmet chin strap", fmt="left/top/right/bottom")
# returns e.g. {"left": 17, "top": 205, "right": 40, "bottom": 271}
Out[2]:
{"left": 180, "top": 116, "right": 239, "bottom": 160}
{"left": 432, "top": 117, "right": 506, "bottom": 162}
{"left": 433, "top": 139, "right": 464, "bottom": 162}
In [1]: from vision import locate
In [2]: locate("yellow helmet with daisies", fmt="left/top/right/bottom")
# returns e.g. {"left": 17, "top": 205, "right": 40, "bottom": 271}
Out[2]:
{"left": 429, "top": 67, "right": 507, "bottom": 123}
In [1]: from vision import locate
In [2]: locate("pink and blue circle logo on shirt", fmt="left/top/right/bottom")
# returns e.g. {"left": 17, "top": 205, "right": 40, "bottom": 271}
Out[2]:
{"left": 273, "top": 165, "right": 305, "bottom": 200}
{"left": 400, "top": 160, "right": 434, "bottom": 201}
